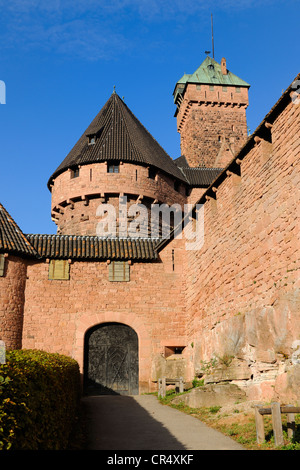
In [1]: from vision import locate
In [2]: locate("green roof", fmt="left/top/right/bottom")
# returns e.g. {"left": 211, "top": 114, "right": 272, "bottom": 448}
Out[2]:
{"left": 177, "top": 73, "right": 191, "bottom": 85}
{"left": 174, "top": 56, "right": 250, "bottom": 102}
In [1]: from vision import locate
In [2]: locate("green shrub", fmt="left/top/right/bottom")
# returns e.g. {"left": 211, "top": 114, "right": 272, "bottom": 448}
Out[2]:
{"left": 192, "top": 377, "right": 204, "bottom": 388}
{"left": 0, "top": 349, "right": 81, "bottom": 450}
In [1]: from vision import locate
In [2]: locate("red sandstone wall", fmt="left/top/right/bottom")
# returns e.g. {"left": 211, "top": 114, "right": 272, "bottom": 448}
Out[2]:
{"left": 0, "top": 255, "right": 27, "bottom": 349}
{"left": 177, "top": 84, "right": 248, "bottom": 168}
{"left": 21, "top": 239, "right": 187, "bottom": 392}
{"left": 51, "top": 162, "right": 187, "bottom": 235}
{"left": 184, "top": 95, "right": 300, "bottom": 401}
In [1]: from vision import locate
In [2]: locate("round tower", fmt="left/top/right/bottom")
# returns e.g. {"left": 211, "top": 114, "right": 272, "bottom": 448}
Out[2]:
{"left": 0, "top": 204, "right": 35, "bottom": 350}
{"left": 48, "top": 92, "right": 189, "bottom": 237}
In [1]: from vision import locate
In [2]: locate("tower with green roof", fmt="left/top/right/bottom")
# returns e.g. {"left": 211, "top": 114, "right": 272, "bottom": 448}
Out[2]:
{"left": 173, "top": 56, "right": 250, "bottom": 168}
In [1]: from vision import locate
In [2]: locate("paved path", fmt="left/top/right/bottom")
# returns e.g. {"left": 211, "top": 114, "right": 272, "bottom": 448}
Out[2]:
{"left": 81, "top": 395, "right": 244, "bottom": 450}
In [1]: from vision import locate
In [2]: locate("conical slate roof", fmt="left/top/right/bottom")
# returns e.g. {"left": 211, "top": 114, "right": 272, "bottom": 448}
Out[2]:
{"left": 0, "top": 203, "right": 37, "bottom": 257}
{"left": 48, "top": 92, "right": 187, "bottom": 188}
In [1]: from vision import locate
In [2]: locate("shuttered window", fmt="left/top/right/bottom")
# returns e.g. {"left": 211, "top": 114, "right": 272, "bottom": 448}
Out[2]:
{"left": 108, "top": 261, "right": 130, "bottom": 282}
{"left": 48, "top": 260, "right": 70, "bottom": 280}
{"left": 0, "top": 254, "right": 5, "bottom": 277}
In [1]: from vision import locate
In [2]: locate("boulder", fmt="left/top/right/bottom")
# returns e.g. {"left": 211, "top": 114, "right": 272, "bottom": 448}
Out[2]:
{"left": 171, "top": 383, "right": 246, "bottom": 408}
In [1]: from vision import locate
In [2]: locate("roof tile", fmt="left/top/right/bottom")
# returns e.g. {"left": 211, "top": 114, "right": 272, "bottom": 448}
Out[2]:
{"left": 48, "top": 93, "right": 187, "bottom": 187}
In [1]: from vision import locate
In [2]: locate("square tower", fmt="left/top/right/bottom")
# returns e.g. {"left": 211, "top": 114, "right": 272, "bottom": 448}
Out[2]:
{"left": 174, "top": 57, "right": 250, "bottom": 168}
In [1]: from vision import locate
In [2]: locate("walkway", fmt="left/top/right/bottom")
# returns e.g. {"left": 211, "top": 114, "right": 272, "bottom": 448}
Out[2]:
{"left": 81, "top": 394, "right": 245, "bottom": 450}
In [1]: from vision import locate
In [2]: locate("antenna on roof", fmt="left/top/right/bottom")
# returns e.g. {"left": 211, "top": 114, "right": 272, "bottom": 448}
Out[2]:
{"left": 211, "top": 13, "right": 215, "bottom": 59}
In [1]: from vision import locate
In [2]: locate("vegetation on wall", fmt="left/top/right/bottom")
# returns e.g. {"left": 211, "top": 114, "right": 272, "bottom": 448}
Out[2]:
{"left": 0, "top": 349, "right": 81, "bottom": 450}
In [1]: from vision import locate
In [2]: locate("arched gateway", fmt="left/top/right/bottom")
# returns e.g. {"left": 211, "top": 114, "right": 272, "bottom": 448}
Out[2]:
{"left": 84, "top": 322, "right": 139, "bottom": 395}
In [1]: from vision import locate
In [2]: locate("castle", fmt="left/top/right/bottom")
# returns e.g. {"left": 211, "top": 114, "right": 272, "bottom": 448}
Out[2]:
{"left": 0, "top": 56, "right": 299, "bottom": 402}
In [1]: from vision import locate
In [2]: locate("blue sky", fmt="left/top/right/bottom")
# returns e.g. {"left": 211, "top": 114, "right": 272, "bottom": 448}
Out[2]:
{"left": 0, "top": 0, "right": 299, "bottom": 234}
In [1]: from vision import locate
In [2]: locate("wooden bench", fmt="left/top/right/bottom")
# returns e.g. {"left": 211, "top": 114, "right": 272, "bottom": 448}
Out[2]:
{"left": 255, "top": 402, "right": 300, "bottom": 446}
{"left": 158, "top": 377, "right": 184, "bottom": 398}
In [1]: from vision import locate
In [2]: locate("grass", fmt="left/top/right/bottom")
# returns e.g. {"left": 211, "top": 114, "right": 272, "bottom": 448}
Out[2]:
{"left": 158, "top": 389, "right": 300, "bottom": 450}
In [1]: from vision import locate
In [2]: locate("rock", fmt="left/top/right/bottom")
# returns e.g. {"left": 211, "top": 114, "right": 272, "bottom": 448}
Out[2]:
{"left": 204, "top": 358, "right": 252, "bottom": 384}
{"left": 171, "top": 383, "right": 246, "bottom": 408}
{"left": 152, "top": 354, "right": 186, "bottom": 382}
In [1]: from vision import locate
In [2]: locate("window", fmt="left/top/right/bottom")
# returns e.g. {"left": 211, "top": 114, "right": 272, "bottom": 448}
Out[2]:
{"left": 88, "top": 135, "right": 96, "bottom": 144}
{"left": 165, "top": 346, "right": 185, "bottom": 358}
{"left": 174, "top": 181, "right": 180, "bottom": 192}
{"left": 148, "top": 167, "right": 157, "bottom": 180}
{"left": 107, "top": 163, "right": 119, "bottom": 173}
{"left": 71, "top": 168, "right": 79, "bottom": 179}
{"left": 48, "top": 260, "right": 70, "bottom": 280}
{"left": 108, "top": 261, "right": 130, "bottom": 282}
{"left": 0, "top": 254, "right": 5, "bottom": 277}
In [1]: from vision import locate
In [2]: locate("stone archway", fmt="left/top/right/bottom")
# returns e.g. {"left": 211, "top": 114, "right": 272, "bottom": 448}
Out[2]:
{"left": 84, "top": 322, "right": 139, "bottom": 395}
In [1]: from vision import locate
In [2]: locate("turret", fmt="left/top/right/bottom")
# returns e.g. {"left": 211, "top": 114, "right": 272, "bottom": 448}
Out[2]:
{"left": 174, "top": 56, "right": 250, "bottom": 168}
{"left": 48, "top": 93, "right": 189, "bottom": 236}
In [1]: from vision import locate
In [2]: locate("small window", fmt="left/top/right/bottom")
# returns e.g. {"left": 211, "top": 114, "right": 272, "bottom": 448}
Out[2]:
{"left": 107, "top": 163, "right": 119, "bottom": 173}
{"left": 108, "top": 261, "right": 130, "bottom": 282}
{"left": 71, "top": 168, "right": 79, "bottom": 179}
{"left": 48, "top": 260, "right": 70, "bottom": 280}
{"left": 148, "top": 167, "right": 157, "bottom": 180}
{"left": 0, "top": 254, "right": 5, "bottom": 277}
{"left": 165, "top": 346, "right": 185, "bottom": 358}
{"left": 236, "top": 86, "right": 241, "bottom": 93}
{"left": 88, "top": 135, "right": 96, "bottom": 144}
{"left": 174, "top": 181, "right": 180, "bottom": 192}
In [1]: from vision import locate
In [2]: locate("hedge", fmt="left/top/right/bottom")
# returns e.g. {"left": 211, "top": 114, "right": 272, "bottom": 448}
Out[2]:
{"left": 0, "top": 349, "right": 81, "bottom": 450}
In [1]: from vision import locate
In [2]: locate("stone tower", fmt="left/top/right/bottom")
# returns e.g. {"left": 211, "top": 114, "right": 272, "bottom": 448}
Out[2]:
{"left": 173, "top": 56, "right": 250, "bottom": 168}
{"left": 48, "top": 92, "right": 188, "bottom": 236}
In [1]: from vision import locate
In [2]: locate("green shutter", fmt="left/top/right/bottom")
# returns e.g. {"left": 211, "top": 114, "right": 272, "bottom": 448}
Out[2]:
{"left": 49, "top": 260, "right": 70, "bottom": 280}
{"left": 108, "top": 261, "right": 130, "bottom": 282}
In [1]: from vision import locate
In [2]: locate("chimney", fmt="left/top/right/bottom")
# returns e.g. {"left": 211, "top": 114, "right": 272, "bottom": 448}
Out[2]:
{"left": 221, "top": 57, "right": 227, "bottom": 75}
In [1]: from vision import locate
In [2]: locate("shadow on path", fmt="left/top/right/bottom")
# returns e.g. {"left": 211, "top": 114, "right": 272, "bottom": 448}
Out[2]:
{"left": 81, "top": 395, "right": 245, "bottom": 450}
{"left": 81, "top": 395, "right": 186, "bottom": 450}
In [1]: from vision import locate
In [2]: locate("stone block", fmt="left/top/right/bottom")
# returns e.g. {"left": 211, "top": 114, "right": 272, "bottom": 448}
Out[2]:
{"left": 172, "top": 383, "right": 246, "bottom": 408}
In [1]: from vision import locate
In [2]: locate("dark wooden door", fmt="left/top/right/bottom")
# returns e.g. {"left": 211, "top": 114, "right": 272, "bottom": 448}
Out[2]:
{"left": 84, "top": 323, "right": 139, "bottom": 395}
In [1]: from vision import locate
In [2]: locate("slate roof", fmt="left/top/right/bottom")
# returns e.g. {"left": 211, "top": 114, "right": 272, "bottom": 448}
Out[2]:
{"left": 0, "top": 203, "right": 37, "bottom": 257}
{"left": 0, "top": 202, "right": 158, "bottom": 261}
{"left": 179, "top": 167, "right": 223, "bottom": 187}
{"left": 173, "top": 156, "right": 223, "bottom": 187}
{"left": 48, "top": 92, "right": 187, "bottom": 188}
{"left": 26, "top": 234, "right": 158, "bottom": 261}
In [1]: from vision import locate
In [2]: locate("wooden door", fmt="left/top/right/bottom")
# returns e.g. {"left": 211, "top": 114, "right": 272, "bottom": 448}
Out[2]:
{"left": 84, "top": 323, "right": 139, "bottom": 395}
